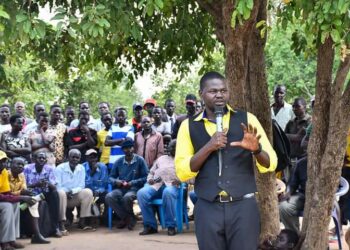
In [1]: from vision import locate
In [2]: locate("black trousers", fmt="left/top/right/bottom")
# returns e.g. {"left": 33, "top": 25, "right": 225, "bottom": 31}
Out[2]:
{"left": 339, "top": 167, "right": 350, "bottom": 224}
{"left": 194, "top": 197, "right": 260, "bottom": 250}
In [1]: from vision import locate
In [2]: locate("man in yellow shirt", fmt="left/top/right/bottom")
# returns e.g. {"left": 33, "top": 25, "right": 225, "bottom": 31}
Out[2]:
{"left": 0, "top": 151, "right": 36, "bottom": 250}
{"left": 175, "top": 72, "right": 277, "bottom": 250}
{"left": 97, "top": 112, "right": 113, "bottom": 168}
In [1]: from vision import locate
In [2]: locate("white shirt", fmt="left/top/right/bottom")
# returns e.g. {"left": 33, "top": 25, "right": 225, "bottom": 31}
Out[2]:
{"left": 271, "top": 102, "right": 295, "bottom": 131}
{"left": 69, "top": 116, "right": 98, "bottom": 131}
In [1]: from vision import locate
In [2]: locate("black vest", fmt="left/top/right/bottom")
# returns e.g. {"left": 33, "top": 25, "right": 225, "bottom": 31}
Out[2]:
{"left": 189, "top": 110, "right": 257, "bottom": 202}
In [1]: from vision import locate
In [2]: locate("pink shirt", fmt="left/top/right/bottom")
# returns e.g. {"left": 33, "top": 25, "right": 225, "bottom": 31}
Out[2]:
{"left": 134, "top": 130, "right": 164, "bottom": 168}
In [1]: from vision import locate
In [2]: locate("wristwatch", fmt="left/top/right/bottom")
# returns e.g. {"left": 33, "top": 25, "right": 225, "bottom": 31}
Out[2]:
{"left": 252, "top": 143, "right": 262, "bottom": 155}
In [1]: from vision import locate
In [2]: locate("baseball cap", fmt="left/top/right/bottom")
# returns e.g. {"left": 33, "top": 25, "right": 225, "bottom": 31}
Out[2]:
{"left": 185, "top": 94, "right": 197, "bottom": 104}
{"left": 85, "top": 149, "right": 98, "bottom": 156}
{"left": 133, "top": 103, "right": 143, "bottom": 110}
{"left": 0, "top": 150, "right": 8, "bottom": 161}
{"left": 121, "top": 140, "right": 134, "bottom": 149}
{"left": 143, "top": 98, "right": 157, "bottom": 109}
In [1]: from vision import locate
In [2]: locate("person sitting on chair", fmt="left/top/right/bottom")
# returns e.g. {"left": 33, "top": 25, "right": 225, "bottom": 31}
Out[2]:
{"left": 105, "top": 140, "right": 148, "bottom": 230}
{"left": 279, "top": 157, "right": 307, "bottom": 233}
{"left": 137, "top": 140, "right": 180, "bottom": 236}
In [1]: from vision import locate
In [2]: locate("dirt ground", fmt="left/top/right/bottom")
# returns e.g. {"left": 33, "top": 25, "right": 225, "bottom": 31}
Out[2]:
{"left": 17, "top": 221, "right": 349, "bottom": 250}
{"left": 18, "top": 221, "right": 198, "bottom": 250}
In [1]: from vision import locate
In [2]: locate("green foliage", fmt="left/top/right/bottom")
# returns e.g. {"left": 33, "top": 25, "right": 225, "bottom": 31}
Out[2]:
{"left": 276, "top": 0, "right": 350, "bottom": 54}
{"left": 0, "top": 0, "right": 216, "bottom": 84}
{"left": 265, "top": 26, "right": 317, "bottom": 102}
{"left": 231, "top": 0, "right": 255, "bottom": 28}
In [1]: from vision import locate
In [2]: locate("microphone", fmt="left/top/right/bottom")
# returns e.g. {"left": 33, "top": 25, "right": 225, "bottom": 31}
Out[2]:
{"left": 214, "top": 106, "right": 224, "bottom": 176}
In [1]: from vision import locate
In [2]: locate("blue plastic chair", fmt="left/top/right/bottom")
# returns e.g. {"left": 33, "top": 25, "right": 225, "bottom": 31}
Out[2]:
{"left": 150, "top": 183, "right": 189, "bottom": 233}
{"left": 107, "top": 184, "right": 113, "bottom": 230}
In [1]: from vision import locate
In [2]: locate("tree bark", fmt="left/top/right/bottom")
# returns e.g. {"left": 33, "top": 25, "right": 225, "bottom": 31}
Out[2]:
{"left": 299, "top": 39, "right": 350, "bottom": 249}
{"left": 247, "top": 0, "right": 280, "bottom": 243}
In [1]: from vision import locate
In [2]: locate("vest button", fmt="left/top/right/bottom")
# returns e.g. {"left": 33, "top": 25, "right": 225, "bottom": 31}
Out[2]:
{"left": 224, "top": 165, "right": 228, "bottom": 169}
{"left": 226, "top": 180, "right": 230, "bottom": 184}
{"left": 218, "top": 181, "right": 222, "bottom": 185}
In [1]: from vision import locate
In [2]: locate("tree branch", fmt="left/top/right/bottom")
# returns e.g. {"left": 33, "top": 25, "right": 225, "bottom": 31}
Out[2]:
{"left": 333, "top": 55, "right": 350, "bottom": 101}
{"left": 196, "top": 0, "right": 224, "bottom": 43}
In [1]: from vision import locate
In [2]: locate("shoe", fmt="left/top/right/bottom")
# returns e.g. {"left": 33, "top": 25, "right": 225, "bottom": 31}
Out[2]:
{"left": 139, "top": 226, "right": 158, "bottom": 235}
{"left": 59, "top": 221, "right": 69, "bottom": 236}
{"left": 167, "top": 227, "right": 176, "bottom": 236}
{"left": 31, "top": 234, "right": 50, "bottom": 244}
{"left": 127, "top": 216, "right": 137, "bottom": 231}
{"left": 9, "top": 241, "right": 24, "bottom": 249}
{"left": 54, "top": 228, "right": 62, "bottom": 238}
{"left": 115, "top": 220, "right": 127, "bottom": 229}
{"left": 1, "top": 243, "right": 15, "bottom": 250}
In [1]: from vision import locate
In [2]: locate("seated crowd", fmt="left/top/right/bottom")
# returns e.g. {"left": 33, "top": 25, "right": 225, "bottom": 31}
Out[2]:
{"left": 0, "top": 96, "right": 201, "bottom": 250}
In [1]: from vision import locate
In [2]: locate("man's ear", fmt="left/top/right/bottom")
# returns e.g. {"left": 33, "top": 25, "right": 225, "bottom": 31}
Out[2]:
{"left": 198, "top": 89, "right": 202, "bottom": 98}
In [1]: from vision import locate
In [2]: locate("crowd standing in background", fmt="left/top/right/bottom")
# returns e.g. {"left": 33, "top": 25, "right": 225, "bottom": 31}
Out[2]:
{"left": 0, "top": 75, "right": 348, "bottom": 250}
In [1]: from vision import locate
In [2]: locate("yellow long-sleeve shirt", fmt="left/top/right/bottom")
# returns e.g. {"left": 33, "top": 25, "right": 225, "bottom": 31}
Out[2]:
{"left": 175, "top": 106, "right": 277, "bottom": 182}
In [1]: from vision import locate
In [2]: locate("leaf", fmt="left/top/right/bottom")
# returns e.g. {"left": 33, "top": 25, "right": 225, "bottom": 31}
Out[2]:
{"left": 51, "top": 13, "right": 65, "bottom": 21}
{"left": 16, "top": 13, "right": 27, "bottom": 23}
{"left": 146, "top": 3, "right": 154, "bottom": 16}
{"left": 98, "top": 27, "right": 104, "bottom": 37}
{"left": 231, "top": 10, "right": 238, "bottom": 28}
{"left": 102, "top": 19, "right": 110, "bottom": 28}
{"left": 243, "top": 6, "right": 251, "bottom": 20}
{"left": 23, "top": 20, "right": 31, "bottom": 34}
{"left": 68, "top": 27, "right": 76, "bottom": 38}
{"left": 155, "top": 0, "right": 164, "bottom": 9}
{"left": 332, "top": 19, "right": 342, "bottom": 27}
{"left": 0, "top": 9, "right": 9, "bottom": 19}
{"left": 330, "top": 29, "right": 341, "bottom": 43}
{"left": 35, "top": 22, "right": 46, "bottom": 38}
{"left": 237, "top": 0, "right": 244, "bottom": 14}
{"left": 256, "top": 20, "right": 266, "bottom": 28}
{"left": 246, "top": 0, "right": 254, "bottom": 10}
{"left": 96, "top": 4, "right": 105, "bottom": 10}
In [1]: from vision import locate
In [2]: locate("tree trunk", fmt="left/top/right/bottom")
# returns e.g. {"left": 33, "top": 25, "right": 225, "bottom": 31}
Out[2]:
{"left": 247, "top": 0, "right": 280, "bottom": 243}
{"left": 299, "top": 38, "right": 350, "bottom": 249}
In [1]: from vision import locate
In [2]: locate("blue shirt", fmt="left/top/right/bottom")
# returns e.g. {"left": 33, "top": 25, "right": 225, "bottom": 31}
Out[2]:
{"left": 110, "top": 154, "right": 148, "bottom": 191}
{"left": 54, "top": 162, "right": 85, "bottom": 194}
{"left": 23, "top": 163, "right": 56, "bottom": 195}
{"left": 83, "top": 162, "right": 109, "bottom": 193}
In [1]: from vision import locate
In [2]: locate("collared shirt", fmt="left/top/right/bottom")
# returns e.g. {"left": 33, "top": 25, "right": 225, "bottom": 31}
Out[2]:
{"left": 271, "top": 101, "right": 294, "bottom": 131}
{"left": 134, "top": 130, "right": 164, "bottom": 168}
{"left": 107, "top": 124, "right": 134, "bottom": 168}
{"left": 147, "top": 155, "right": 179, "bottom": 191}
{"left": 8, "top": 172, "right": 27, "bottom": 195}
{"left": 23, "top": 163, "right": 56, "bottom": 194}
{"left": 97, "top": 129, "right": 110, "bottom": 165}
{"left": 130, "top": 118, "right": 142, "bottom": 133}
{"left": 0, "top": 168, "right": 10, "bottom": 193}
{"left": 175, "top": 105, "right": 277, "bottom": 181}
{"left": 285, "top": 114, "right": 312, "bottom": 158}
{"left": 69, "top": 116, "right": 99, "bottom": 132}
{"left": 83, "top": 162, "right": 108, "bottom": 193}
{"left": 48, "top": 122, "right": 67, "bottom": 164}
{"left": 54, "top": 162, "right": 85, "bottom": 194}
{"left": 166, "top": 114, "right": 176, "bottom": 133}
{"left": 0, "top": 169, "right": 20, "bottom": 203}
{"left": 110, "top": 154, "right": 149, "bottom": 190}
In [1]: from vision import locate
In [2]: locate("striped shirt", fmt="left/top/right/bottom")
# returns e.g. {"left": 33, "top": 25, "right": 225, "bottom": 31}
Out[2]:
{"left": 108, "top": 124, "right": 134, "bottom": 169}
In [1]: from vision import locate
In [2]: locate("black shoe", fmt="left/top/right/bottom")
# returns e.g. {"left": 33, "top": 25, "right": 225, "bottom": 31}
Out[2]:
{"left": 54, "top": 228, "right": 62, "bottom": 238}
{"left": 127, "top": 216, "right": 137, "bottom": 231}
{"left": 115, "top": 220, "right": 127, "bottom": 229}
{"left": 167, "top": 227, "right": 176, "bottom": 236}
{"left": 139, "top": 226, "right": 158, "bottom": 235}
{"left": 31, "top": 234, "right": 50, "bottom": 244}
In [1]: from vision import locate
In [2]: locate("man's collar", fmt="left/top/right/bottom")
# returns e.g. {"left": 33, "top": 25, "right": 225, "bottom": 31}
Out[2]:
{"left": 271, "top": 101, "right": 285, "bottom": 108}
{"left": 123, "top": 154, "right": 136, "bottom": 165}
{"left": 194, "top": 105, "right": 233, "bottom": 122}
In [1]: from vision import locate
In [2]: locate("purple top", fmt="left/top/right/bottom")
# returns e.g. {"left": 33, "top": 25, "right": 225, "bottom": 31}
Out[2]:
{"left": 23, "top": 163, "right": 56, "bottom": 194}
